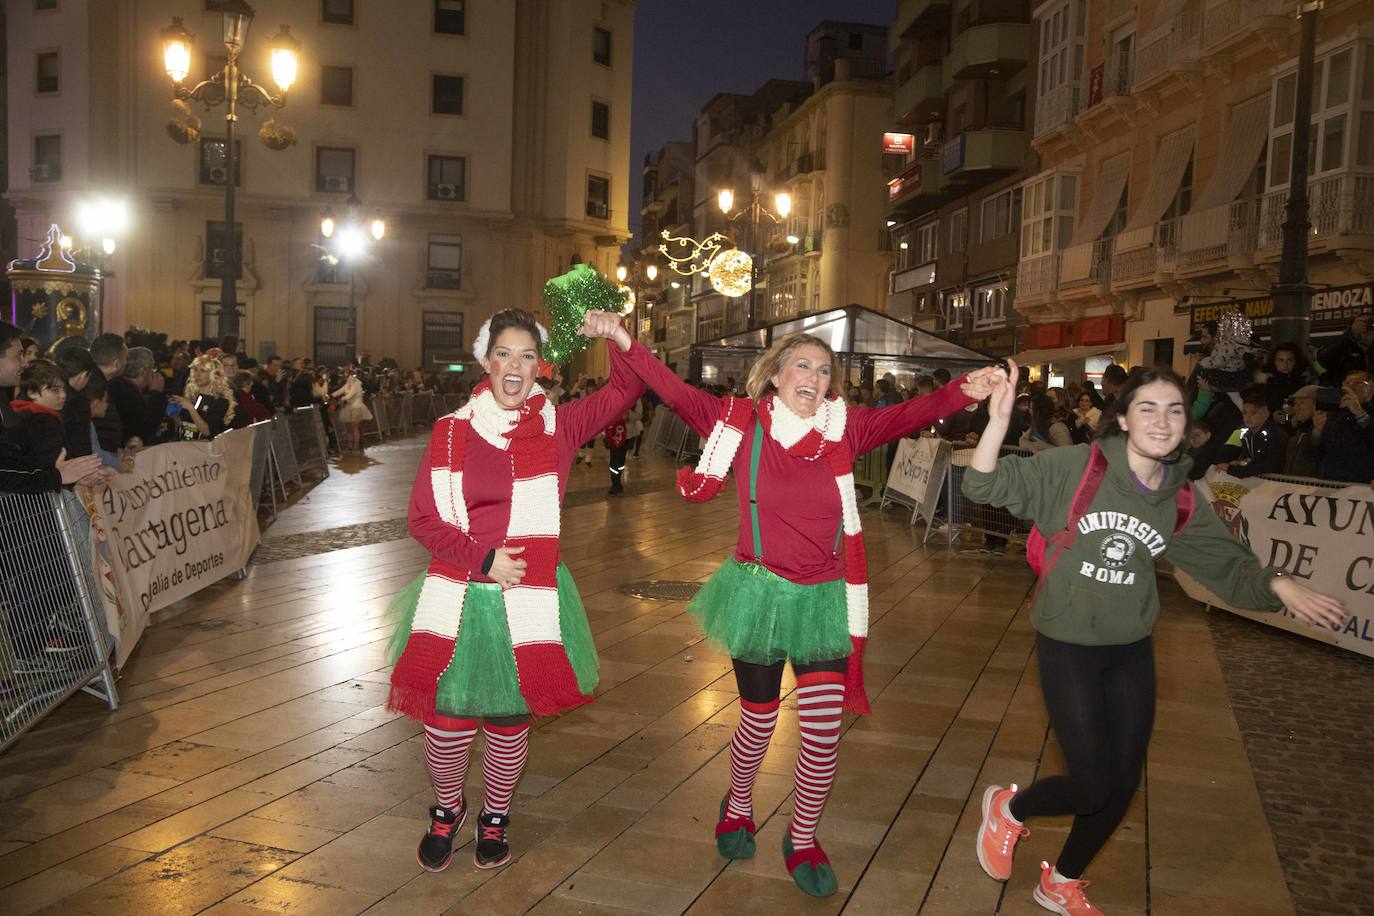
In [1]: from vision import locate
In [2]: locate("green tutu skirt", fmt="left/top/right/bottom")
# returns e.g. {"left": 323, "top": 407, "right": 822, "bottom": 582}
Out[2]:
{"left": 386, "top": 563, "right": 599, "bottom": 717}
{"left": 687, "top": 558, "right": 850, "bottom": 665}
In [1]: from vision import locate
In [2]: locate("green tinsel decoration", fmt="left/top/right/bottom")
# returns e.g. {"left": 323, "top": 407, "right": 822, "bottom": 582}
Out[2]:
{"left": 542, "top": 263, "right": 629, "bottom": 364}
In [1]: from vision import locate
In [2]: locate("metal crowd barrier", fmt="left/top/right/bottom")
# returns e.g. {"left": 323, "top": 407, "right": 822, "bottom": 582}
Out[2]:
{"left": 1, "top": 491, "right": 119, "bottom": 754}
{"left": 252, "top": 408, "right": 331, "bottom": 525}
{"left": 648, "top": 408, "right": 696, "bottom": 462}
{"left": 287, "top": 407, "right": 330, "bottom": 480}
{"left": 935, "top": 444, "right": 1037, "bottom": 549}
{"left": 248, "top": 418, "right": 275, "bottom": 517}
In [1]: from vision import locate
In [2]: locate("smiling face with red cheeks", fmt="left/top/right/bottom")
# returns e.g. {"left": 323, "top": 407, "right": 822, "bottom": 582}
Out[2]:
{"left": 1118, "top": 379, "right": 1188, "bottom": 459}
{"left": 482, "top": 327, "right": 540, "bottom": 409}
{"left": 769, "top": 343, "right": 834, "bottom": 419}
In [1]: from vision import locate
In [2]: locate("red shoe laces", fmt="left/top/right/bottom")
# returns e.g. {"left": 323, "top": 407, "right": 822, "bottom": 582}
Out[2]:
{"left": 481, "top": 823, "right": 504, "bottom": 842}
{"left": 1053, "top": 877, "right": 1093, "bottom": 908}
{"left": 430, "top": 818, "right": 457, "bottom": 839}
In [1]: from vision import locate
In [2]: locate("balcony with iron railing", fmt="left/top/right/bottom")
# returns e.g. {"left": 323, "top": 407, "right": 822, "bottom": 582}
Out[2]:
{"left": 1176, "top": 199, "right": 1258, "bottom": 272}
{"left": 1109, "top": 219, "right": 1181, "bottom": 287}
{"left": 1201, "top": 0, "right": 1291, "bottom": 53}
{"left": 1134, "top": 11, "right": 1201, "bottom": 90}
{"left": 1058, "top": 238, "right": 1113, "bottom": 292}
{"left": 1034, "top": 80, "right": 1083, "bottom": 138}
{"left": 1258, "top": 173, "right": 1374, "bottom": 250}
{"left": 1017, "top": 252, "right": 1059, "bottom": 298}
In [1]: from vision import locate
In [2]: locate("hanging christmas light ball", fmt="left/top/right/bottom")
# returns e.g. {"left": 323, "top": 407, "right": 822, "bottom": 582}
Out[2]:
{"left": 618, "top": 284, "right": 636, "bottom": 315}
{"left": 707, "top": 248, "right": 752, "bottom": 298}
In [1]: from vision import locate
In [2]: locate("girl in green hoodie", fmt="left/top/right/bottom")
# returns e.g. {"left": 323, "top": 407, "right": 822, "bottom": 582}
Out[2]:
{"left": 963, "top": 363, "right": 1347, "bottom": 916}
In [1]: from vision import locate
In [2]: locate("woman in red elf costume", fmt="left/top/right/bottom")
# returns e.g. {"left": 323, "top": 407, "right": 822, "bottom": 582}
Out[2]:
{"left": 387, "top": 308, "right": 643, "bottom": 872}
{"left": 614, "top": 331, "right": 1001, "bottom": 896}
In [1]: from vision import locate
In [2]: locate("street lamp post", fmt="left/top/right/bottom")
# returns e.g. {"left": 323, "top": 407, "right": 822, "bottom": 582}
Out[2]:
{"left": 1270, "top": 0, "right": 1322, "bottom": 352}
{"left": 160, "top": 1, "right": 300, "bottom": 342}
{"left": 617, "top": 262, "right": 658, "bottom": 343}
{"left": 320, "top": 195, "right": 385, "bottom": 364}
{"left": 717, "top": 186, "right": 792, "bottom": 329}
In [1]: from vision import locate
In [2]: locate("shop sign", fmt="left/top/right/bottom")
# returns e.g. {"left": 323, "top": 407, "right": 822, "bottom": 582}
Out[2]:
{"left": 883, "top": 132, "right": 915, "bottom": 154}
{"left": 942, "top": 133, "right": 966, "bottom": 175}
{"left": 1187, "top": 282, "right": 1372, "bottom": 336}
{"left": 888, "top": 161, "right": 923, "bottom": 201}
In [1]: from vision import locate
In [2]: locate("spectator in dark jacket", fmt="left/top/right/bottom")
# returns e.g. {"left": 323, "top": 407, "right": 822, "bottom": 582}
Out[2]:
{"left": 1186, "top": 418, "right": 1224, "bottom": 480}
{"left": 1303, "top": 370, "right": 1374, "bottom": 483}
{"left": 90, "top": 332, "right": 128, "bottom": 450}
{"left": 1282, "top": 385, "right": 1320, "bottom": 478}
{"left": 1317, "top": 315, "right": 1372, "bottom": 385}
{"left": 1256, "top": 342, "right": 1316, "bottom": 409}
{"left": 11, "top": 359, "right": 71, "bottom": 467}
{"left": 0, "top": 321, "right": 102, "bottom": 493}
{"left": 55, "top": 347, "right": 99, "bottom": 458}
{"left": 112, "top": 346, "right": 168, "bottom": 446}
{"left": 1216, "top": 387, "right": 1289, "bottom": 478}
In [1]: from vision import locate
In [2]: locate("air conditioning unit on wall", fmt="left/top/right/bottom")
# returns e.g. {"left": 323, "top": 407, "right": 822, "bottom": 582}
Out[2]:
{"left": 209, "top": 166, "right": 228, "bottom": 183}
{"left": 435, "top": 183, "right": 459, "bottom": 199}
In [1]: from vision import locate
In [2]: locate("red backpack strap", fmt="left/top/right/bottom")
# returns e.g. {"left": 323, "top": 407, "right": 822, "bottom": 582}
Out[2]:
{"left": 1173, "top": 478, "right": 1196, "bottom": 534}
{"left": 1042, "top": 444, "right": 1108, "bottom": 576}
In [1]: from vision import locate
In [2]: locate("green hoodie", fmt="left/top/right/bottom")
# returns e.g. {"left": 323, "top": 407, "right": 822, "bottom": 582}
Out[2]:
{"left": 962, "top": 435, "right": 1283, "bottom": 646}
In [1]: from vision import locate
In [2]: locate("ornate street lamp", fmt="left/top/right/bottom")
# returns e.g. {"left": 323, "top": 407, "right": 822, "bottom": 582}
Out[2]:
{"left": 160, "top": 2, "right": 300, "bottom": 341}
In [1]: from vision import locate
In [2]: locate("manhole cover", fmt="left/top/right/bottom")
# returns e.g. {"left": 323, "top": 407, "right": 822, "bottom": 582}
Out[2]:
{"left": 619, "top": 580, "right": 702, "bottom": 601}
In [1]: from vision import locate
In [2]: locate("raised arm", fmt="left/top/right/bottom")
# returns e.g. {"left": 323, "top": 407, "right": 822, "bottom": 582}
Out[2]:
{"left": 847, "top": 366, "right": 1002, "bottom": 456}
{"left": 611, "top": 327, "right": 723, "bottom": 438}
{"left": 558, "top": 331, "right": 646, "bottom": 449}
{"left": 408, "top": 419, "right": 495, "bottom": 575}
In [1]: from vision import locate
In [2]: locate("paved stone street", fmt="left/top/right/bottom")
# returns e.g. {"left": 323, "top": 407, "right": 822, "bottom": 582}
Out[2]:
{"left": 0, "top": 435, "right": 1364, "bottom": 915}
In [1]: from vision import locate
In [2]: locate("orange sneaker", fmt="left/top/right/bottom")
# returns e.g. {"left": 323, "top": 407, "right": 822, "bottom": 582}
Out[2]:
{"left": 976, "top": 783, "right": 1028, "bottom": 881}
{"left": 1033, "top": 861, "right": 1100, "bottom": 915}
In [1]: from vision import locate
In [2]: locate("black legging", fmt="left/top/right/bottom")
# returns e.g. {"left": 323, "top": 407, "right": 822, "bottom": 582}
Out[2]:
{"left": 733, "top": 656, "right": 847, "bottom": 703}
{"left": 1009, "top": 633, "right": 1155, "bottom": 879}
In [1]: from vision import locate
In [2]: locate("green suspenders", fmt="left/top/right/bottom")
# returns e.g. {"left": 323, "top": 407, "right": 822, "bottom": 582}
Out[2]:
{"left": 749, "top": 418, "right": 764, "bottom": 560}
{"left": 747, "top": 416, "right": 843, "bottom": 561}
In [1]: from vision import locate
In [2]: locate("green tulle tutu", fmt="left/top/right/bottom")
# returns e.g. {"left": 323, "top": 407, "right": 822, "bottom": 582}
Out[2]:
{"left": 687, "top": 559, "right": 850, "bottom": 665}
{"left": 385, "top": 563, "right": 599, "bottom": 718}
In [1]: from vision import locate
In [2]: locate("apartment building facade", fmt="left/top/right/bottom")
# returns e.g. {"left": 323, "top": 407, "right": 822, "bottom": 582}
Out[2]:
{"left": 633, "top": 139, "right": 694, "bottom": 374}
{"left": 1017, "top": 0, "right": 1373, "bottom": 378}
{"left": 886, "top": 0, "right": 1036, "bottom": 358}
{"left": 6, "top": 0, "right": 634, "bottom": 370}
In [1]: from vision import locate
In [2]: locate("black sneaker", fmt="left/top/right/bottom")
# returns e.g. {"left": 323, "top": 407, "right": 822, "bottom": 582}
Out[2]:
{"left": 416, "top": 799, "right": 466, "bottom": 873}
{"left": 474, "top": 809, "right": 511, "bottom": 869}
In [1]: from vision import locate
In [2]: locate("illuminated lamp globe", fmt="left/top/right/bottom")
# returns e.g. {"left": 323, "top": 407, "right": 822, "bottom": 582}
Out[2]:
{"left": 618, "top": 284, "right": 635, "bottom": 312}
{"left": 707, "top": 248, "right": 752, "bottom": 298}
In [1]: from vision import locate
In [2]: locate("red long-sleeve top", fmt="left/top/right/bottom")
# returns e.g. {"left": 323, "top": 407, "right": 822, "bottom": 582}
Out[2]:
{"left": 408, "top": 341, "right": 646, "bottom": 581}
{"left": 620, "top": 344, "right": 975, "bottom": 584}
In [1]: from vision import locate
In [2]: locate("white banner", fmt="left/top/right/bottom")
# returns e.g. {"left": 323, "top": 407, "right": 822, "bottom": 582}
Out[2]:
{"left": 78, "top": 427, "right": 261, "bottom": 665}
{"left": 1174, "top": 471, "right": 1374, "bottom": 658}
{"left": 884, "top": 437, "right": 950, "bottom": 525}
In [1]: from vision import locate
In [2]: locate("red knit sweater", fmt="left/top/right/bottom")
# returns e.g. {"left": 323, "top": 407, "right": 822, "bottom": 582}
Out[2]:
{"left": 407, "top": 341, "right": 646, "bottom": 581}
{"left": 619, "top": 345, "right": 974, "bottom": 584}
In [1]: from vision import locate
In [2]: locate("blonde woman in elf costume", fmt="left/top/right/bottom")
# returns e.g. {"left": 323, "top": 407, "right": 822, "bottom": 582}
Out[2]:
{"left": 614, "top": 332, "right": 1003, "bottom": 896}
{"left": 388, "top": 308, "right": 643, "bottom": 872}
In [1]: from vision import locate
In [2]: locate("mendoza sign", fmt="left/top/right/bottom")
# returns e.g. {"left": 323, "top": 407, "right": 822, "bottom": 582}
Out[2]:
{"left": 1187, "top": 282, "right": 1373, "bottom": 338}
{"left": 1173, "top": 472, "right": 1374, "bottom": 659}
{"left": 79, "top": 426, "right": 261, "bottom": 665}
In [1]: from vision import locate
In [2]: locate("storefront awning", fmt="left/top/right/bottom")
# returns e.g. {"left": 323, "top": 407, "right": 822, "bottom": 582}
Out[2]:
{"left": 1071, "top": 153, "right": 1132, "bottom": 247}
{"left": 1012, "top": 343, "right": 1125, "bottom": 365}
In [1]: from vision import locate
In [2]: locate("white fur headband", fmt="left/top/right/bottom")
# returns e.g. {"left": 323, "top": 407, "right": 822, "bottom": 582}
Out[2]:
{"left": 472, "top": 316, "right": 548, "bottom": 362}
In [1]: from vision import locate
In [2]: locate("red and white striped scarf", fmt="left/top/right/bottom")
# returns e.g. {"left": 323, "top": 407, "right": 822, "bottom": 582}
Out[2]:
{"left": 677, "top": 394, "right": 871, "bottom": 714}
{"left": 389, "top": 381, "right": 588, "bottom": 723}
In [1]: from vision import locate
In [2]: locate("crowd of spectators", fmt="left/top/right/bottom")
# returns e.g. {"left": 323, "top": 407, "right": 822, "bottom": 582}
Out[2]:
{"left": 0, "top": 321, "right": 465, "bottom": 497}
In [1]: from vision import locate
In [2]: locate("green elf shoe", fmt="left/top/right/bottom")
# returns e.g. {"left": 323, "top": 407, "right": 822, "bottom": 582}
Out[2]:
{"left": 714, "top": 795, "right": 757, "bottom": 859}
{"left": 782, "top": 830, "right": 839, "bottom": 897}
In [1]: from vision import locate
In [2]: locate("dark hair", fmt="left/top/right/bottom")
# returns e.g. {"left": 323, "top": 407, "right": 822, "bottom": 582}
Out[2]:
{"left": 1101, "top": 364, "right": 1128, "bottom": 387}
{"left": 1240, "top": 386, "right": 1272, "bottom": 409}
{"left": 236, "top": 371, "right": 256, "bottom": 389}
{"left": 1029, "top": 394, "right": 1056, "bottom": 441}
{"left": 1190, "top": 416, "right": 1210, "bottom": 435}
{"left": 221, "top": 333, "right": 240, "bottom": 354}
{"left": 55, "top": 346, "right": 98, "bottom": 380}
{"left": 83, "top": 372, "right": 108, "bottom": 401}
{"left": 1094, "top": 365, "right": 1188, "bottom": 440}
{"left": 1202, "top": 320, "right": 1219, "bottom": 337}
{"left": 486, "top": 309, "right": 543, "bottom": 357}
{"left": 20, "top": 336, "right": 38, "bottom": 353}
{"left": 1081, "top": 379, "right": 1105, "bottom": 410}
{"left": 932, "top": 368, "right": 951, "bottom": 385}
{"left": 18, "top": 358, "right": 65, "bottom": 398}
{"left": 90, "top": 332, "right": 128, "bottom": 367}
{"left": 1264, "top": 342, "right": 1311, "bottom": 376}
{"left": 0, "top": 320, "right": 23, "bottom": 353}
